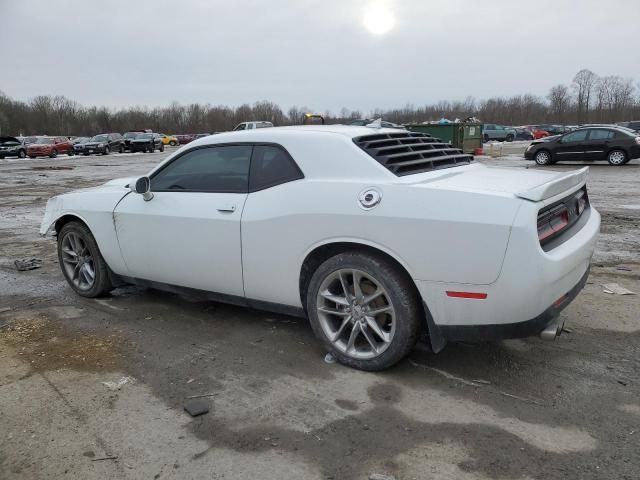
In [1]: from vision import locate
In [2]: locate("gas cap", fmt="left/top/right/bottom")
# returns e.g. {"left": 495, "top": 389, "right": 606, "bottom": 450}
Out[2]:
{"left": 358, "top": 188, "right": 382, "bottom": 210}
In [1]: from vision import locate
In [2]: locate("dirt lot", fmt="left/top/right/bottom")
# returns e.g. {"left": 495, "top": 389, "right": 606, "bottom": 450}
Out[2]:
{"left": 1, "top": 149, "right": 639, "bottom": 480}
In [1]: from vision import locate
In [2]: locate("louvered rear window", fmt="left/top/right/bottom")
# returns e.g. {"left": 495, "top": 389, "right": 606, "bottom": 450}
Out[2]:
{"left": 353, "top": 132, "right": 473, "bottom": 176}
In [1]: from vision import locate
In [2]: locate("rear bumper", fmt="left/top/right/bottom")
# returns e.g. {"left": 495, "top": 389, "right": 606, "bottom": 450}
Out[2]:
{"left": 416, "top": 202, "right": 600, "bottom": 344}
{"left": 434, "top": 266, "right": 589, "bottom": 342}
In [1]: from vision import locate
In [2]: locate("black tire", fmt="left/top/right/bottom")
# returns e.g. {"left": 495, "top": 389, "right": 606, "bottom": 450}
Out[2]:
{"left": 57, "top": 221, "right": 113, "bottom": 298}
{"left": 29, "top": 155, "right": 36, "bottom": 159}
{"left": 159, "top": 143, "right": 165, "bottom": 152}
{"left": 18, "top": 149, "right": 27, "bottom": 159}
{"left": 535, "top": 149, "right": 552, "bottom": 165}
{"left": 607, "top": 149, "right": 627, "bottom": 166}
{"left": 148, "top": 144, "right": 154, "bottom": 153}
{"left": 306, "top": 251, "right": 422, "bottom": 371}
{"left": 119, "top": 144, "right": 124, "bottom": 154}
{"left": 483, "top": 134, "right": 489, "bottom": 143}
{"left": 50, "top": 149, "right": 58, "bottom": 158}
{"left": 67, "top": 148, "right": 74, "bottom": 156}
{"left": 103, "top": 146, "right": 110, "bottom": 155}
{"left": 169, "top": 140, "right": 177, "bottom": 146}
{"left": 506, "top": 134, "right": 514, "bottom": 142}
{"left": 83, "top": 152, "right": 89, "bottom": 156}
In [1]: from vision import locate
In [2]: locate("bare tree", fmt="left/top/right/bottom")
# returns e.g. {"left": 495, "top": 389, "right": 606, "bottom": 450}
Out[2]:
{"left": 572, "top": 69, "right": 597, "bottom": 123}
{"left": 547, "top": 85, "right": 572, "bottom": 123}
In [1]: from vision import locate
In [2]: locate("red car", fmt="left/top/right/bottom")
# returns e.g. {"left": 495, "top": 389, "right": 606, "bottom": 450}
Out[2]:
{"left": 528, "top": 127, "right": 550, "bottom": 140}
{"left": 27, "top": 136, "right": 74, "bottom": 158}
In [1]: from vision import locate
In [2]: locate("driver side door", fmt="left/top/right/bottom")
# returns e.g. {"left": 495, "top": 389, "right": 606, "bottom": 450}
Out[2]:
{"left": 113, "top": 144, "right": 252, "bottom": 297}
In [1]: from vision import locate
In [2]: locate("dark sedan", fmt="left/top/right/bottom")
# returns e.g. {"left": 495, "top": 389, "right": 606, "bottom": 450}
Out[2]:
{"left": 525, "top": 127, "right": 640, "bottom": 166}
{"left": 129, "top": 133, "right": 164, "bottom": 153}
{"left": 82, "top": 133, "right": 124, "bottom": 155}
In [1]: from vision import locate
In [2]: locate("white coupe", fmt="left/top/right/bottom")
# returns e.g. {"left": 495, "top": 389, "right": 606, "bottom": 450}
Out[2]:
{"left": 41, "top": 125, "right": 600, "bottom": 370}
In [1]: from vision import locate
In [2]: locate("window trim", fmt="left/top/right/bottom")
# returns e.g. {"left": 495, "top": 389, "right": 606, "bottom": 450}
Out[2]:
{"left": 149, "top": 142, "right": 304, "bottom": 194}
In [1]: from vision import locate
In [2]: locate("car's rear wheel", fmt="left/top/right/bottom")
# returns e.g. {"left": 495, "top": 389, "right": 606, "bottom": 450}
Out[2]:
{"left": 50, "top": 149, "right": 58, "bottom": 158}
{"left": 29, "top": 155, "right": 36, "bottom": 159}
{"left": 607, "top": 149, "right": 626, "bottom": 166}
{"left": 306, "top": 251, "right": 422, "bottom": 371}
{"left": 535, "top": 150, "right": 552, "bottom": 165}
{"left": 506, "top": 134, "right": 514, "bottom": 142}
{"left": 483, "top": 134, "right": 489, "bottom": 143}
{"left": 169, "top": 140, "right": 176, "bottom": 146}
{"left": 57, "top": 221, "right": 112, "bottom": 298}
{"left": 159, "top": 143, "right": 165, "bottom": 152}
{"left": 67, "top": 148, "right": 74, "bottom": 156}
{"left": 148, "top": 144, "right": 154, "bottom": 153}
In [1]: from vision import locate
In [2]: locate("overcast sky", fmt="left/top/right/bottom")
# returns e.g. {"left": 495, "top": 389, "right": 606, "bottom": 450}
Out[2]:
{"left": 2, "top": 0, "right": 639, "bottom": 113}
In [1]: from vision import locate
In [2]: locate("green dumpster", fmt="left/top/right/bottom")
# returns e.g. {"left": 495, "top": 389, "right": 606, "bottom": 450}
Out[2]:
{"left": 403, "top": 123, "right": 483, "bottom": 154}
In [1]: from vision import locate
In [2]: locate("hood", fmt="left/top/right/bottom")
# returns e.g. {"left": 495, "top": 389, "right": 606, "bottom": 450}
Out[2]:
{"left": 411, "top": 163, "right": 587, "bottom": 202}
{"left": 0, "top": 136, "right": 21, "bottom": 145}
{"left": 532, "top": 135, "right": 560, "bottom": 145}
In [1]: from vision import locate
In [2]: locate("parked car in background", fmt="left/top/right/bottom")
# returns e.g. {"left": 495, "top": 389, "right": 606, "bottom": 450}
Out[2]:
{"left": 193, "top": 133, "right": 211, "bottom": 139}
{"left": 528, "top": 127, "right": 550, "bottom": 139}
{"left": 72, "top": 137, "right": 92, "bottom": 154}
{"left": 129, "top": 132, "right": 164, "bottom": 152}
{"left": 27, "top": 136, "right": 74, "bottom": 158}
{"left": 159, "top": 134, "right": 178, "bottom": 146}
{"left": 233, "top": 121, "right": 274, "bottom": 131}
{"left": 513, "top": 127, "right": 534, "bottom": 141}
{"left": 81, "top": 133, "right": 124, "bottom": 155}
{"left": 40, "top": 126, "right": 600, "bottom": 371}
{"left": 536, "top": 125, "right": 570, "bottom": 136}
{"left": 525, "top": 126, "right": 640, "bottom": 166}
{"left": 123, "top": 131, "right": 149, "bottom": 151}
{"left": 348, "top": 119, "right": 402, "bottom": 128}
{"left": 0, "top": 136, "right": 27, "bottom": 159}
{"left": 18, "top": 136, "right": 38, "bottom": 146}
{"left": 482, "top": 124, "right": 516, "bottom": 142}
{"left": 616, "top": 121, "right": 640, "bottom": 133}
{"left": 175, "top": 134, "right": 194, "bottom": 145}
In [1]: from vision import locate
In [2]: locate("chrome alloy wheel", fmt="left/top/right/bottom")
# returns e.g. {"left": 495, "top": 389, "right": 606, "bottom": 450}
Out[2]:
{"left": 61, "top": 232, "right": 95, "bottom": 290}
{"left": 535, "top": 150, "right": 550, "bottom": 165}
{"left": 608, "top": 150, "right": 625, "bottom": 165}
{"left": 316, "top": 269, "right": 396, "bottom": 359}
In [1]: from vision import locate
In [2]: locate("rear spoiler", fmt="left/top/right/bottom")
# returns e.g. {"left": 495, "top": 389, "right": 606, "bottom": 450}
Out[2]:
{"left": 516, "top": 167, "right": 589, "bottom": 202}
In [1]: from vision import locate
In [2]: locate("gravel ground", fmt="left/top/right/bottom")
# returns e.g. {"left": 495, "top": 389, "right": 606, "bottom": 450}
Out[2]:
{"left": 0, "top": 149, "right": 639, "bottom": 480}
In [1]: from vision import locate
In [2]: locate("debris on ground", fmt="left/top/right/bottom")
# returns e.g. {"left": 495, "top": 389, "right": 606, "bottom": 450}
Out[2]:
{"left": 185, "top": 393, "right": 218, "bottom": 399}
{"left": 324, "top": 352, "right": 336, "bottom": 364}
{"left": 14, "top": 258, "right": 42, "bottom": 271}
{"left": 91, "top": 456, "right": 118, "bottom": 462}
{"left": 615, "top": 266, "right": 633, "bottom": 272}
{"left": 369, "top": 474, "right": 396, "bottom": 480}
{"left": 0, "top": 307, "right": 12, "bottom": 313}
{"left": 31, "top": 165, "right": 74, "bottom": 171}
{"left": 186, "top": 378, "right": 195, "bottom": 384}
{"left": 602, "top": 283, "right": 636, "bottom": 295}
{"left": 101, "top": 376, "right": 135, "bottom": 391}
{"left": 184, "top": 400, "right": 209, "bottom": 417}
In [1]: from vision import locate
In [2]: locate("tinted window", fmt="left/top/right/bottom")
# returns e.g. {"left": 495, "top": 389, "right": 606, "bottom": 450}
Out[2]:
{"left": 249, "top": 145, "right": 303, "bottom": 192}
{"left": 485, "top": 124, "right": 495, "bottom": 130}
{"left": 151, "top": 145, "right": 251, "bottom": 193}
{"left": 234, "top": 124, "right": 246, "bottom": 131}
{"left": 562, "top": 131, "right": 588, "bottom": 143}
{"left": 589, "top": 129, "right": 614, "bottom": 140}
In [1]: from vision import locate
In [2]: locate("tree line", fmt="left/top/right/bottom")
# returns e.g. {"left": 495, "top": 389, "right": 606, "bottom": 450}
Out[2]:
{"left": 1, "top": 69, "right": 638, "bottom": 136}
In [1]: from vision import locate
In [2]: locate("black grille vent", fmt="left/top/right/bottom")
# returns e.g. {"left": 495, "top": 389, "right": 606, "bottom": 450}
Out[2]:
{"left": 353, "top": 132, "right": 473, "bottom": 176}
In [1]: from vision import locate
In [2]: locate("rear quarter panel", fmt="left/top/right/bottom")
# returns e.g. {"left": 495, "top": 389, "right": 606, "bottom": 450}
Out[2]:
{"left": 241, "top": 178, "right": 521, "bottom": 308}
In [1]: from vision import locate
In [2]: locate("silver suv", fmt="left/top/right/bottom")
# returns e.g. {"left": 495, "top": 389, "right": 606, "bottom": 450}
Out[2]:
{"left": 483, "top": 124, "right": 516, "bottom": 142}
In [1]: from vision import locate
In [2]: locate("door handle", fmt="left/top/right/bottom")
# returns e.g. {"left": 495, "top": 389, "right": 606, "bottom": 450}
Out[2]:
{"left": 217, "top": 205, "right": 236, "bottom": 213}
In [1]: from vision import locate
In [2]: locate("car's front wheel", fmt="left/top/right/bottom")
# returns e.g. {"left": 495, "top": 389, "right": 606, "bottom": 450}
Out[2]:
{"left": 607, "top": 149, "right": 626, "bottom": 166}
{"left": 535, "top": 150, "right": 552, "bottom": 165}
{"left": 50, "top": 149, "right": 58, "bottom": 158}
{"left": 169, "top": 140, "right": 176, "bottom": 146}
{"left": 103, "top": 146, "right": 110, "bottom": 155}
{"left": 57, "top": 221, "right": 112, "bottom": 298}
{"left": 18, "top": 150, "right": 26, "bottom": 159}
{"left": 119, "top": 144, "right": 125, "bottom": 154}
{"left": 506, "top": 134, "right": 514, "bottom": 142}
{"left": 306, "top": 251, "right": 422, "bottom": 371}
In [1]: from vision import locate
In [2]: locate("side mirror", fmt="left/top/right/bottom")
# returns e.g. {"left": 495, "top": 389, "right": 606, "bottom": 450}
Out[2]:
{"left": 134, "top": 176, "right": 154, "bottom": 201}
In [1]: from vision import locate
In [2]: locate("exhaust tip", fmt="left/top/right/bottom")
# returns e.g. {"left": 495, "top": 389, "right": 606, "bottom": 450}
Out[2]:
{"left": 540, "top": 318, "right": 563, "bottom": 341}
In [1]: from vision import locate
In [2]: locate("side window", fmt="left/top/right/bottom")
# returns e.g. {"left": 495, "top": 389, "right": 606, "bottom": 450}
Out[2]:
{"left": 234, "top": 123, "right": 246, "bottom": 131}
{"left": 562, "top": 130, "right": 588, "bottom": 143}
{"left": 588, "top": 129, "right": 614, "bottom": 140}
{"left": 249, "top": 145, "right": 303, "bottom": 192}
{"left": 485, "top": 124, "right": 495, "bottom": 130}
{"left": 151, "top": 145, "right": 252, "bottom": 193}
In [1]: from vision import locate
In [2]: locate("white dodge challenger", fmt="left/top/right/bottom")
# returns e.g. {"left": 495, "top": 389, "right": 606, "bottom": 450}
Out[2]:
{"left": 41, "top": 125, "right": 600, "bottom": 370}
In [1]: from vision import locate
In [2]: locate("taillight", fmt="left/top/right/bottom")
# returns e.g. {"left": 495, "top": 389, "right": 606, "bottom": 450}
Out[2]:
{"left": 575, "top": 189, "right": 587, "bottom": 215}
{"left": 538, "top": 205, "right": 570, "bottom": 242}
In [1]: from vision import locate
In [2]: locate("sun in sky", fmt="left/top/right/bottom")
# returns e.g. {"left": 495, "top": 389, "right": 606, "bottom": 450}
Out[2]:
{"left": 363, "top": 1, "right": 395, "bottom": 35}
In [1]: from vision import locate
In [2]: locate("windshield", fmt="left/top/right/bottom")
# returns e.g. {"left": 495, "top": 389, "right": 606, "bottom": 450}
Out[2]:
{"left": 35, "top": 137, "right": 54, "bottom": 144}
{"left": 125, "top": 132, "right": 141, "bottom": 138}
{"left": 136, "top": 133, "right": 152, "bottom": 139}
{"left": 92, "top": 134, "right": 109, "bottom": 142}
